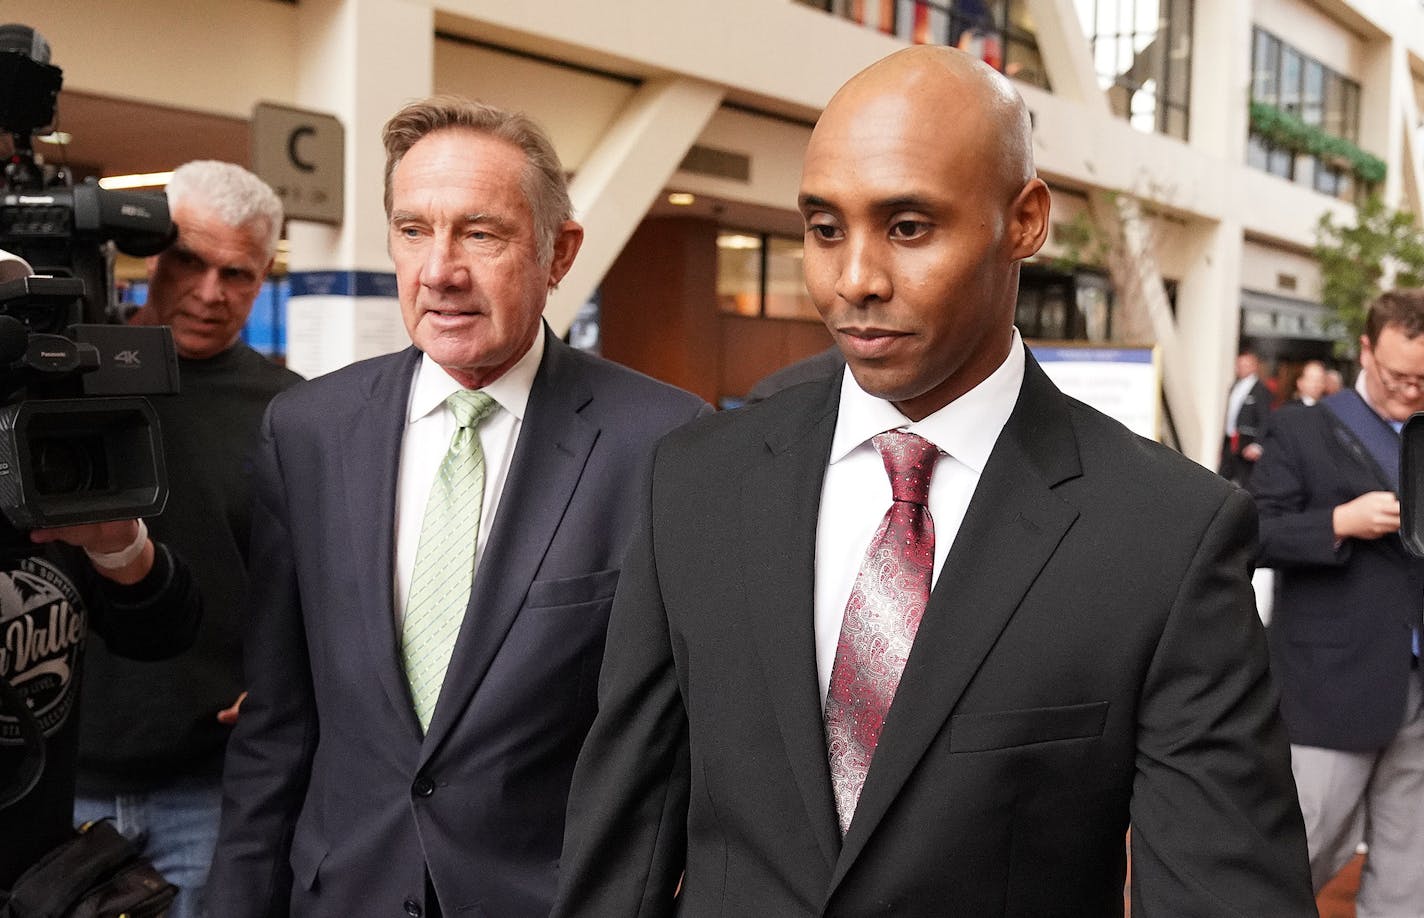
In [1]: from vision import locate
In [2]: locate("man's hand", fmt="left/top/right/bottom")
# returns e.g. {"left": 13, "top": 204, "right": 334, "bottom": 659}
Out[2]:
{"left": 31, "top": 519, "right": 155, "bottom": 585}
{"left": 217, "top": 692, "right": 247, "bottom": 725}
{"left": 1332, "top": 491, "right": 1401, "bottom": 541}
{"left": 1242, "top": 442, "right": 1263, "bottom": 462}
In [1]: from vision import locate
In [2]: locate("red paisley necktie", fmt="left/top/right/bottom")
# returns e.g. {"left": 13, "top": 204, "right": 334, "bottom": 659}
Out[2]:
{"left": 824, "top": 430, "right": 940, "bottom": 835}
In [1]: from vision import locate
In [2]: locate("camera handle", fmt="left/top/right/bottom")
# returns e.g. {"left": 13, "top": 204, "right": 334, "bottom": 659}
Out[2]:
{"left": 0, "top": 672, "right": 44, "bottom": 809}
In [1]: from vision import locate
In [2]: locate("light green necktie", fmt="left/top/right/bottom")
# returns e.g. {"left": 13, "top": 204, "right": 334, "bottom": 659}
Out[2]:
{"left": 402, "top": 389, "right": 498, "bottom": 731}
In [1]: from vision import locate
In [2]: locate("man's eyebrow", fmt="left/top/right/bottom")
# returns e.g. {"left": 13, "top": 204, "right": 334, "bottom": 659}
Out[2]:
{"left": 388, "top": 209, "right": 420, "bottom": 223}
{"left": 797, "top": 193, "right": 938, "bottom": 212}
{"left": 459, "top": 212, "right": 516, "bottom": 232}
{"left": 873, "top": 195, "right": 935, "bottom": 212}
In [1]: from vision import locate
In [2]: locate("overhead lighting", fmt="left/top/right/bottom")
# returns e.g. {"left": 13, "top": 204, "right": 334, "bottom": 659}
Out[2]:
{"left": 716, "top": 233, "right": 761, "bottom": 250}
{"left": 98, "top": 171, "right": 173, "bottom": 190}
{"left": 667, "top": 192, "right": 696, "bottom": 206}
{"left": 36, "top": 131, "right": 71, "bottom": 145}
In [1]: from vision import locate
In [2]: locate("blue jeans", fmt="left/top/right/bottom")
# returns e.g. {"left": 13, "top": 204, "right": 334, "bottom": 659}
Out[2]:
{"left": 74, "top": 773, "right": 222, "bottom": 918}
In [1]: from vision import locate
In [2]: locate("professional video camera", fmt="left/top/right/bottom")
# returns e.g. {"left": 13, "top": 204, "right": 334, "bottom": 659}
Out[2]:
{"left": 0, "top": 23, "right": 179, "bottom": 532}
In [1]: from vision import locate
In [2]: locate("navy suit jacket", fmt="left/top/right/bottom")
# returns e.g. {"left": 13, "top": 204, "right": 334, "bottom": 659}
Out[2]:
{"left": 1253, "top": 393, "right": 1424, "bottom": 751}
{"left": 209, "top": 329, "right": 707, "bottom": 917}
{"left": 553, "top": 352, "right": 1313, "bottom": 917}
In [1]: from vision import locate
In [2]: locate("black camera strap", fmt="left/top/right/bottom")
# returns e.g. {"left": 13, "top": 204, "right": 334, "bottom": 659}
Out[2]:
{"left": 0, "top": 672, "right": 44, "bottom": 810}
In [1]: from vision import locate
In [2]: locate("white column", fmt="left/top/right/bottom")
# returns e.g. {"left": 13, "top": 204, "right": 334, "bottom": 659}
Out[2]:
{"left": 1174, "top": 218, "right": 1245, "bottom": 469}
{"left": 283, "top": 0, "right": 433, "bottom": 379}
{"left": 544, "top": 77, "right": 725, "bottom": 334}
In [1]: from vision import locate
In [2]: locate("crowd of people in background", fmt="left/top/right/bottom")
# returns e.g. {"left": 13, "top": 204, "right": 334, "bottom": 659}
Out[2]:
{"left": 1223, "top": 296, "right": 1424, "bottom": 915}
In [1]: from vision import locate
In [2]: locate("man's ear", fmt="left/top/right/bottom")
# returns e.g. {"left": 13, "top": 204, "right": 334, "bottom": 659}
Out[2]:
{"left": 547, "top": 220, "right": 584, "bottom": 289}
{"left": 1008, "top": 178, "right": 1051, "bottom": 261}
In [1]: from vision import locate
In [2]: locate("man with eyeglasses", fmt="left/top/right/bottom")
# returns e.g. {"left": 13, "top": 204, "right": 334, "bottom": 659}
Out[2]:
{"left": 1252, "top": 288, "right": 1424, "bottom": 916}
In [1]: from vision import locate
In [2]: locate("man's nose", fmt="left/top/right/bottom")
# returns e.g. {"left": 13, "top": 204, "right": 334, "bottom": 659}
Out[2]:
{"left": 196, "top": 268, "right": 226, "bottom": 304}
{"left": 420, "top": 236, "right": 463, "bottom": 289}
{"left": 835, "top": 234, "right": 891, "bottom": 308}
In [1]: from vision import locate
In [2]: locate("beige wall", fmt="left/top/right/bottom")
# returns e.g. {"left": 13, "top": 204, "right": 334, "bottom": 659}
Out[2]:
{"left": 1253, "top": 0, "right": 1363, "bottom": 77}
{"left": 3, "top": 0, "right": 299, "bottom": 116}
{"left": 1240, "top": 239, "right": 1323, "bottom": 301}
{"left": 434, "top": 38, "right": 636, "bottom": 172}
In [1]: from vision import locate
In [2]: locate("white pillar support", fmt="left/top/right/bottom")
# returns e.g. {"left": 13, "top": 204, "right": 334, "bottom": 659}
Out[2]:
{"left": 284, "top": 0, "right": 433, "bottom": 378}
{"left": 1027, "top": 0, "right": 1109, "bottom": 112}
{"left": 544, "top": 77, "right": 725, "bottom": 334}
{"left": 1395, "top": 49, "right": 1424, "bottom": 221}
{"left": 1174, "top": 218, "right": 1245, "bottom": 469}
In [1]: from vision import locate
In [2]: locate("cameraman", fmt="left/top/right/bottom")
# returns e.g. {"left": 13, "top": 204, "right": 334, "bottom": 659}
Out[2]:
{"left": 73, "top": 161, "right": 299, "bottom": 918}
{"left": 1, "top": 518, "right": 200, "bottom": 886}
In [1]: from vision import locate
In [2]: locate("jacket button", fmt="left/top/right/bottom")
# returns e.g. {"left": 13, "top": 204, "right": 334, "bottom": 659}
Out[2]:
{"left": 412, "top": 777, "right": 435, "bottom": 798}
{"left": 403, "top": 899, "right": 422, "bottom": 917}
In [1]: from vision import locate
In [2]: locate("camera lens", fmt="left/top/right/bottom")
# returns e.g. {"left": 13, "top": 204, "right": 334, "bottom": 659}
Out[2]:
{"left": 30, "top": 435, "right": 97, "bottom": 495}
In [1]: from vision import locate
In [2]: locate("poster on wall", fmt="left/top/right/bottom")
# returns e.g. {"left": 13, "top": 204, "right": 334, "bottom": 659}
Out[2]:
{"left": 1028, "top": 343, "right": 1161, "bottom": 441}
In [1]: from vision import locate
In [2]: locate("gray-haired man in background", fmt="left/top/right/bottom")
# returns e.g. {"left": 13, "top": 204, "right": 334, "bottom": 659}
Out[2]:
{"left": 75, "top": 160, "right": 302, "bottom": 918}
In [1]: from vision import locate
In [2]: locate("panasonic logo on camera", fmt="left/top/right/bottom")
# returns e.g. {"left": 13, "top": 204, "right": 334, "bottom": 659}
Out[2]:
{"left": 119, "top": 204, "right": 151, "bottom": 219}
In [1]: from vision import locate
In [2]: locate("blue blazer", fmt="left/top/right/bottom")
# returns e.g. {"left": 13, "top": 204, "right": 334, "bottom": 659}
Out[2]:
{"left": 209, "top": 328, "right": 707, "bottom": 917}
{"left": 1254, "top": 393, "right": 1424, "bottom": 751}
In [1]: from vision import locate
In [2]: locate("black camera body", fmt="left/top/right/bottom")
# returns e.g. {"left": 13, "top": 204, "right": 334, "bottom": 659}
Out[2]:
{"left": 0, "top": 24, "right": 179, "bottom": 531}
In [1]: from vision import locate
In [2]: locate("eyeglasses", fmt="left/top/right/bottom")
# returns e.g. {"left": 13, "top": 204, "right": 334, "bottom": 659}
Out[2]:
{"left": 1373, "top": 359, "right": 1424, "bottom": 395}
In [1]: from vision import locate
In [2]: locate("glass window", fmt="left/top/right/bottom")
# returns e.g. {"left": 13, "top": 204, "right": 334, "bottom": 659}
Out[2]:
{"left": 1313, "top": 160, "right": 1343, "bottom": 197}
{"left": 1252, "top": 29, "right": 1279, "bottom": 105}
{"left": 1302, "top": 60, "right": 1324, "bottom": 126}
{"left": 1341, "top": 81, "right": 1359, "bottom": 143}
{"left": 716, "top": 232, "right": 762, "bottom": 317}
{"left": 1247, "top": 133, "right": 1271, "bottom": 171}
{"left": 1076, "top": 272, "right": 1114, "bottom": 342}
{"left": 763, "top": 238, "right": 818, "bottom": 321}
{"left": 1266, "top": 145, "right": 1294, "bottom": 180}
{"left": 1076, "top": 0, "right": 1193, "bottom": 140}
{"left": 1322, "top": 71, "right": 1345, "bottom": 138}
{"left": 717, "top": 233, "right": 820, "bottom": 321}
{"left": 1245, "top": 29, "right": 1364, "bottom": 193}
{"left": 1005, "top": 35, "right": 1048, "bottom": 88}
{"left": 1280, "top": 47, "right": 1302, "bottom": 117}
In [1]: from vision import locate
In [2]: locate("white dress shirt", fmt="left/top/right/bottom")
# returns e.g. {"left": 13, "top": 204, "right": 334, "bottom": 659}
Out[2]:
{"left": 813, "top": 329, "right": 1026, "bottom": 707}
{"left": 392, "top": 331, "right": 545, "bottom": 624}
{"left": 1225, "top": 373, "right": 1259, "bottom": 437}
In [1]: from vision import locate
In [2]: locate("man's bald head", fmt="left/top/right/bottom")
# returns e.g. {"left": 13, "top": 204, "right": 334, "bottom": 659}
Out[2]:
{"left": 816, "top": 46, "right": 1036, "bottom": 199}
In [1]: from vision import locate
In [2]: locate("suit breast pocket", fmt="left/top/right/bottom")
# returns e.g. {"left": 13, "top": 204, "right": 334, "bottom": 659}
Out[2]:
{"left": 949, "top": 701, "right": 1109, "bottom": 754}
{"left": 525, "top": 567, "right": 619, "bottom": 611}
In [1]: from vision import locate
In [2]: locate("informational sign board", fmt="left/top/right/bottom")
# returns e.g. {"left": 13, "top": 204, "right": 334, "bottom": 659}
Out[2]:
{"left": 252, "top": 102, "right": 344, "bottom": 224}
{"left": 1029, "top": 343, "right": 1161, "bottom": 441}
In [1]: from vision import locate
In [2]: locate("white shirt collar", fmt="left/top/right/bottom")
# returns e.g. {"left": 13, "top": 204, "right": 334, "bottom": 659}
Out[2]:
{"left": 408, "top": 326, "right": 545, "bottom": 424}
{"left": 829, "top": 327, "right": 1025, "bottom": 473}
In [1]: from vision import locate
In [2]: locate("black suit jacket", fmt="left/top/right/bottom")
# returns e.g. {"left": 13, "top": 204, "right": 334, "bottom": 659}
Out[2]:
{"left": 208, "top": 330, "right": 707, "bottom": 917}
{"left": 1252, "top": 394, "right": 1424, "bottom": 751}
{"left": 1220, "top": 378, "right": 1273, "bottom": 484}
{"left": 553, "top": 352, "right": 1313, "bottom": 917}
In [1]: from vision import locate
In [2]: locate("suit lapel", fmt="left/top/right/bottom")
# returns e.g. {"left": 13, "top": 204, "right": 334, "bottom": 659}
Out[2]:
{"left": 828, "top": 356, "right": 1083, "bottom": 893}
{"left": 342, "top": 347, "right": 425, "bottom": 737}
{"left": 421, "top": 334, "right": 599, "bottom": 757}
{"left": 740, "top": 379, "right": 845, "bottom": 869}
